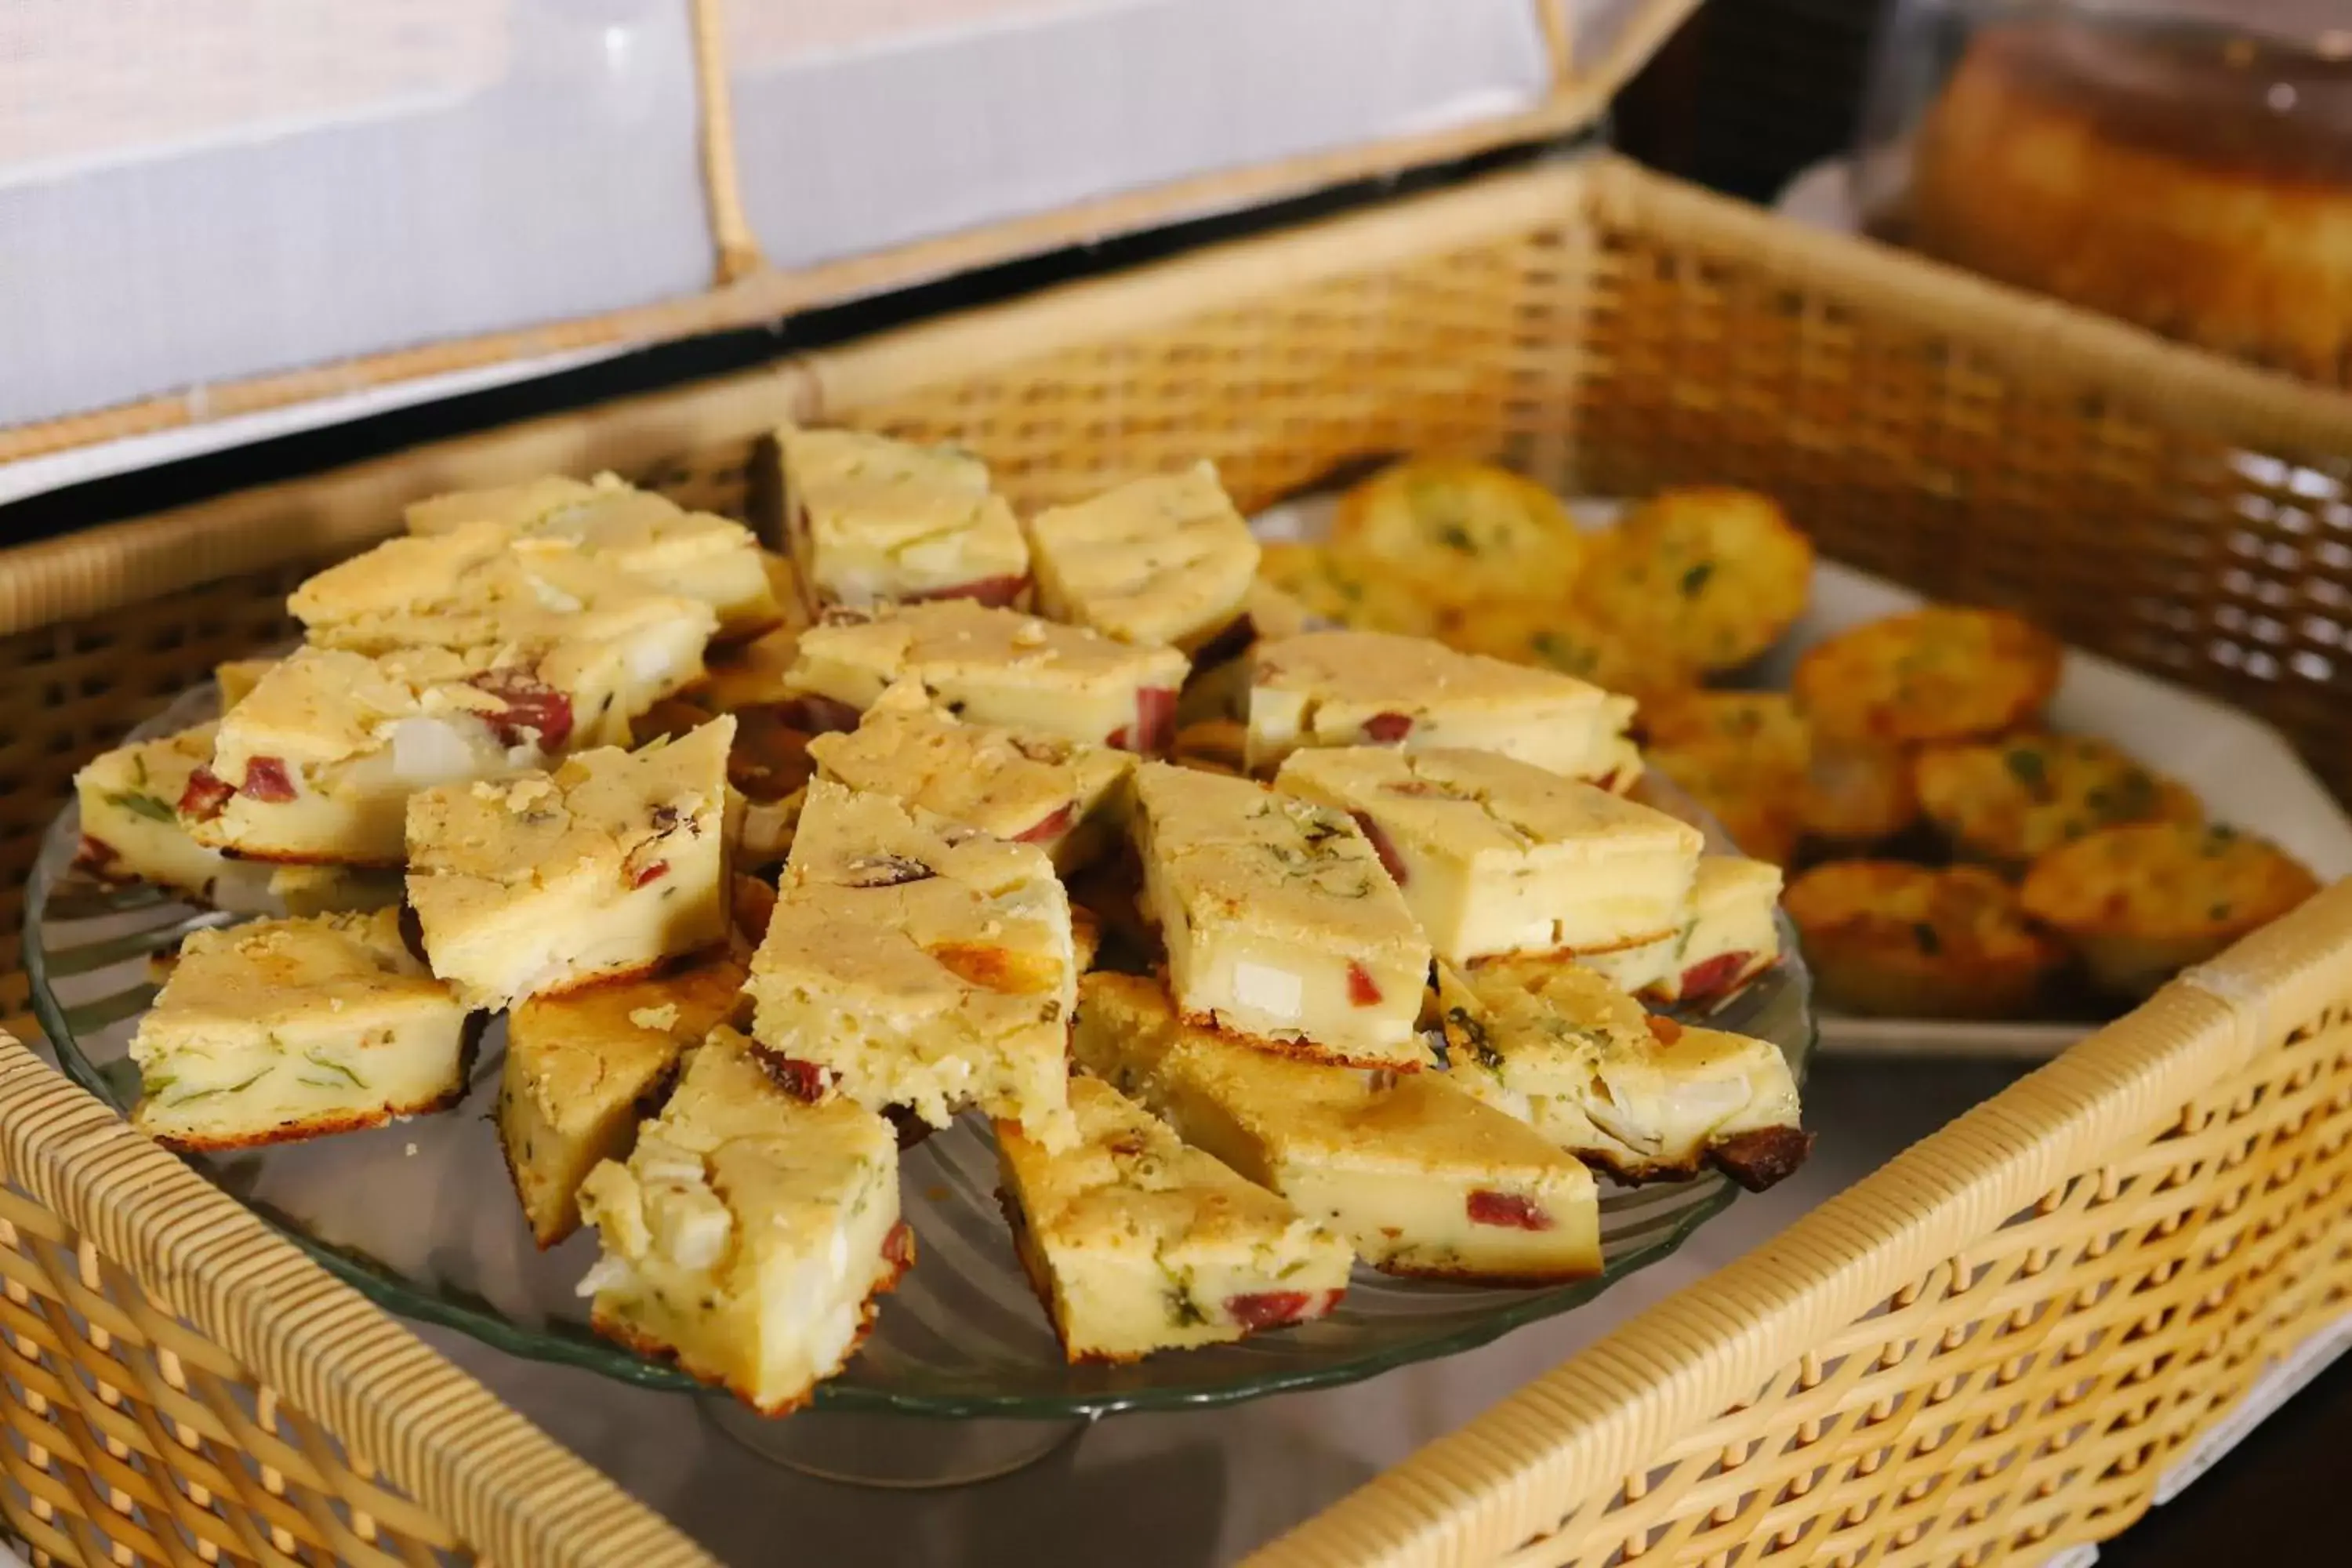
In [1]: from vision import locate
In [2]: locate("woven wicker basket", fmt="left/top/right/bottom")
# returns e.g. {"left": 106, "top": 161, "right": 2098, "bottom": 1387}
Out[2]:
{"left": 6, "top": 157, "right": 2352, "bottom": 1566}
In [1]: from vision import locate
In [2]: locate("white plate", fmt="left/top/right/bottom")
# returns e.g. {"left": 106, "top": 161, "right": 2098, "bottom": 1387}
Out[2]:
{"left": 1253, "top": 492, "right": 2352, "bottom": 1059}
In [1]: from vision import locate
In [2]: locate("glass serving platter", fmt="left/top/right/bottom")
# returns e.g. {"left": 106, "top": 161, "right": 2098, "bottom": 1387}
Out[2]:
{"left": 27, "top": 681, "right": 1816, "bottom": 1420}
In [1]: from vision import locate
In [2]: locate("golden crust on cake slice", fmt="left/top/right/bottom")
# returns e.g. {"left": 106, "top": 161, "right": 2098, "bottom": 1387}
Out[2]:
{"left": 500, "top": 950, "right": 750, "bottom": 1247}
{"left": 1436, "top": 957, "right": 1810, "bottom": 1192}
{"left": 405, "top": 719, "right": 734, "bottom": 1009}
{"left": 745, "top": 779, "right": 1078, "bottom": 1148}
{"left": 807, "top": 681, "right": 1135, "bottom": 874}
{"left": 1245, "top": 630, "right": 1635, "bottom": 784}
{"left": 996, "top": 1075, "right": 1352, "bottom": 1363}
{"left": 789, "top": 599, "right": 1189, "bottom": 756}
{"left": 1073, "top": 974, "right": 1601, "bottom": 1282}
{"left": 129, "top": 910, "right": 475, "bottom": 1151}
{"left": 1128, "top": 763, "right": 1431, "bottom": 1069}
{"left": 1275, "top": 745, "right": 1702, "bottom": 966}
{"left": 575, "top": 1027, "right": 911, "bottom": 1414}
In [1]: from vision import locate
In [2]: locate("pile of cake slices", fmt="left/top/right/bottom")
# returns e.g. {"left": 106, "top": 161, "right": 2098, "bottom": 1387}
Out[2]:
{"left": 75, "top": 430, "right": 1810, "bottom": 1414}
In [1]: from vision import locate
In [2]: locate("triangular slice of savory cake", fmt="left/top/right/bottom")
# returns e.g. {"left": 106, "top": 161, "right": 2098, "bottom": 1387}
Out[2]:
{"left": 499, "top": 949, "right": 750, "bottom": 1247}
{"left": 1435, "top": 957, "right": 1810, "bottom": 1192}
{"left": 1073, "top": 974, "right": 1602, "bottom": 1283}
{"left": 576, "top": 1027, "right": 911, "bottom": 1414}
{"left": 746, "top": 779, "right": 1078, "bottom": 1148}
{"left": 1127, "top": 762, "right": 1431, "bottom": 1069}
{"left": 129, "top": 910, "right": 474, "bottom": 1150}
{"left": 996, "top": 1074, "right": 1352, "bottom": 1362}
{"left": 405, "top": 717, "right": 734, "bottom": 1010}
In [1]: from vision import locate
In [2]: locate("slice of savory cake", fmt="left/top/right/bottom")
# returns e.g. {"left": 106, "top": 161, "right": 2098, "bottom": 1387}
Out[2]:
{"left": 1128, "top": 762, "right": 1430, "bottom": 1069}
{"left": 1245, "top": 630, "right": 1636, "bottom": 785}
{"left": 1073, "top": 974, "right": 1602, "bottom": 1282}
{"left": 745, "top": 779, "right": 1077, "bottom": 1148}
{"left": 128, "top": 909, "right": 474, "bottom": 1150}
{"left": 1435, "top": 957, "right": 1810, "bottom": 1191}
{"left": 774, "top": 424, "right": 1031, "bottom": 611}
{"left": 575, "top": 1027, "right": 912, "bottom": 1414}
{"left": 1021, "top": 463, "right": 1260, "bottom": 654}
{"left": 182, "top": 644, "right": 578, "bottom": 866}
{"left": 74, "top": 724, "right": 271, "bottom": 909}
{"left": 805, "top": 681, "right": 1135, "bottom": 874}
{"left": 787, "top": 599, "right": 1190, "bottom": 754}
{"left": 405, "top": 471, "right": 781, "bottom": 638}
{"left": 996, "top": 1073, "right": 1352, "bottom": 1361}
{"left": 500, "top": 950, "right": 750, "bottom": 1247}
{"left": 1274, "top": 745, "right": 1703, "bottom": 964}
{"left": 405, "top": 718, "right": 733, "bottom": 1009}
{"left": 1573, "top": 855, "right": 1784, "bottom": 1006}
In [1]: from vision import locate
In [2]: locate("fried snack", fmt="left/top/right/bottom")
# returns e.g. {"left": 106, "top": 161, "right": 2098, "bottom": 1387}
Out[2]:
{"left": 1793, "top": 607, "right": 2062, "bottom": 746}
{"left": 1915, "top": 735, "right": 2201, "bottom": 867}
{"left": 1328, "top": 458, "right": 1584, "bottom": 612}
{"left": 1254, "top": 541, "right": 1443, "bottom": 637}
{"left": 1800, "top": 738, "right": 1920, "bottom": 847}
{"left": 1442, "top": 599, "right": 1690, "bottom": 705}
{"left": 1642, "top": 739, "right": 1801, "bottom": 868}
{"left": 1642, "top": 692, "right": 1809, "bottom": 782}
{"left": 1784, "top": 861, "right": 2066, "bottom": 1019}
{"left": 1575, "top": 488, "right": 1813, "bottom": 673}
{"left": 2019, "top": 822, "right": 2321, "bottom": 998}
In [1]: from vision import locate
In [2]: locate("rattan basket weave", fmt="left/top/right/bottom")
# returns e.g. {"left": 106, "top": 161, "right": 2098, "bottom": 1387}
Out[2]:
{"left": 5, "top": 157, "right": 2352, "bottom": 1566}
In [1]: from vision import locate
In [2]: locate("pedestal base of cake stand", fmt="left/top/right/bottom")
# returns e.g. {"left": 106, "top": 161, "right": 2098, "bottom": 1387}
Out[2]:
{"left": 702, "top": 1399, "right": 1091, "bottom": 1488}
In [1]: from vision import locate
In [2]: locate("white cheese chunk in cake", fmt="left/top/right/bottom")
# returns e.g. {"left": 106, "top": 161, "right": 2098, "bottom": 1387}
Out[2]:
{"left": 997, "top": 1073, "right": 1352, "bottom": 1362}
{"left": 74, "top": 724, "right": 272, "bottom": 909}
{"left": 1073, "top": 974, "right": 1601, "bottom": 1281}
{"left": 575, "top": 1026, "right": 910, "bottom": 1414}
{"left": 775, "top": 425, "right": 1031, "bottom": 611}
{"left": 746, "top": 780, "right": 1077, "bottom": 1147}
{"left": 1022, "top": 463, "right": 1260, "bottom": 653}
{"left": 406, "top": 472, "right": 782, "bottom": 639}
{"left": 183, "top": 644, "right": 567, "bottom": 866}
{"left": 806, "top": 682, "right": 1135, "bottom": 873}
{"left": 406, "top": 718, "right": 734, "bottom": 1009}
{"left": 1436, "top": 956, "right": 1810, "bottom": 1191}
{"left": 1129, "top": 763, "right": 1430, "bottom": 1069}
{"left": 291, "top": 524, "right": 716, "bottom": 747}
{"left": 1573, "top": 855, "right": 1784, "bottom": 1005}
{"left": 129, "top": 909, "right": 474, "bottom": 1150}
{"left": 1275, "top": 746, "right": 1703, "bottom": 965}
{"left": 502, "top": 950, "right": 750, "bottom": 1247}
{"left": 1245, "top": 630, "right": 1635, "bottom": 783}
{"left": 789, "top": 599, "right": 1189, "bottom": 754}
{"left": 267, "top": 863, "right": 405, "bottom": 916}
{"left": 215, "top": 658, "right": 278, "bottom": 710}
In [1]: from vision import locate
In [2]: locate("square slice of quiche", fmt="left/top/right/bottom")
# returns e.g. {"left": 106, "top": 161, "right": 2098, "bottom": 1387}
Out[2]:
{"left": 788, "top": 599, "right": 1189, "bottom": 755}
{"left": 1073, "top": 974, "right": 1601, "bottom": 1282}
{"left": 1022, "top": 463, "right": 1260, "bottom": 654}
{"left": 806, "top": 682, "right": 1135, "bottom": 874}
{"left": 1129, "top": 762, "right": 1430, "bottom": 1069}
{"left": 405, "top": 718, "right": 734, "bottom": 1009}
{"left": 774, "top": 425, "right": 1031, "bottom": 612}
{"left": 1436, "top": 956, "right": 1810, "bottom": 1191}
{"left": 745, "top": 779, "right": 1077, "bottom": 1148}
{"left": 575, "top": 1027, "right": 911, "bottom": 1414}
{"left": 996, "top": 1074, "right": 1352, "bottom": 1362}
{"left": 129, "top": 910, "right": 474, "bottom": 1150}
{"left": 1245, "top": 630, "right": 1636, "bottom": 785}
{"left": 501, "top": 949, "right": 750, "bottom": 1247}
{"left": 1275, "top": 745, "right": 1703, "bottom": 964}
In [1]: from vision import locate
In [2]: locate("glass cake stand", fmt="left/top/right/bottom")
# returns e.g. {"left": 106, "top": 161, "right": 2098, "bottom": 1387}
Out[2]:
{"left": 27, "top": 681, "right": 1817, "bottom": 1485}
